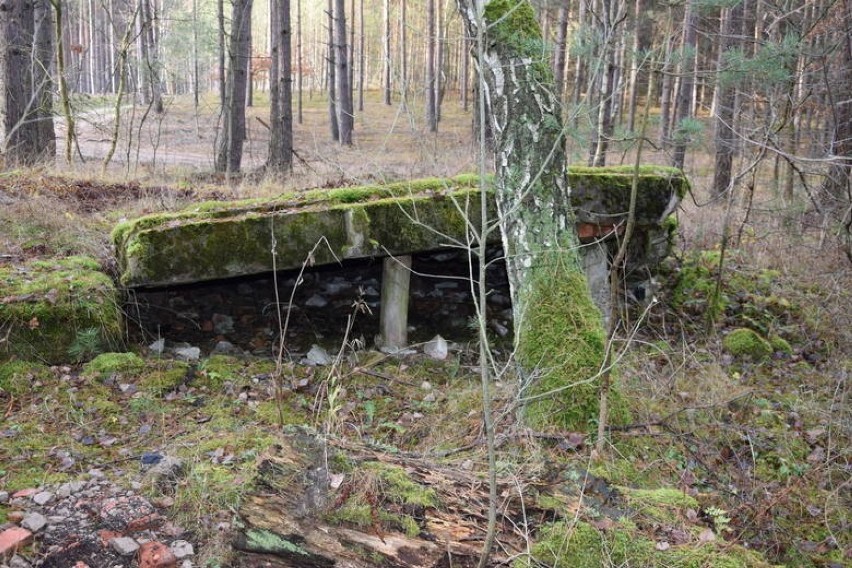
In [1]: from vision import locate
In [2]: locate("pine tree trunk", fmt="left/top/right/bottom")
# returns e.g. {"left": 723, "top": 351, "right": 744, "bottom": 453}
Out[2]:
{"left": 712, "top": 2, "right": 742, "bottom": 197}
{"left": 0, "top": 0, "right": 41, "bottom": 165}
{"left": 426, "top": 0, "right": 437, "bottom": 132}
{"left": 671, "top": 0, "right": 696, "bottom": 170}
{"left": 327, "top": 0, "right": 339, "bottom": 141}
{"left": 34, "top": 0, "right": 55, "bottom": 161}
{"left": 216, "top": 0, "right": 252, "bottom": 173}
{"left": 456, "top": 0, "right": 608, "bottom": 430}
{"left": 334, "top": 0, "right": 353, "bottom": 144}
{"left": 382, "top": 0, "right": 391, "bottom": 104}
{"left": 267, "top": 0, "right": 293, "bottom": 173}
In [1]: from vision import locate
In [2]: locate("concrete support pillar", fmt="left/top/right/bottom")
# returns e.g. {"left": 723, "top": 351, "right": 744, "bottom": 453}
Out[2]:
{"left": 380, "top": 255, "right": 412, "bottom": 350}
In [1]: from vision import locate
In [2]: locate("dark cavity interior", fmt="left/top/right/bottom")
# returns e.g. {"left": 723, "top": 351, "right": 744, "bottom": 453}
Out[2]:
{"left": 125, "top": 246, "right": 512, "bottom": 356}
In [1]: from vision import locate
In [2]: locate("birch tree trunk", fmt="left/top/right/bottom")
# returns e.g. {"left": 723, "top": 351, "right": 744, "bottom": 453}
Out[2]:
{"left": 456, "top": 0, "right": 610, "bottom": 430}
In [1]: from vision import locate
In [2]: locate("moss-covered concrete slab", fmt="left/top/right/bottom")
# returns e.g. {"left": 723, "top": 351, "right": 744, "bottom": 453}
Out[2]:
{"left": 114, "top": 169, "right": 688, "bottom": 288}
{"left": 0, "top": 256, "right": 122, "bottom": 364}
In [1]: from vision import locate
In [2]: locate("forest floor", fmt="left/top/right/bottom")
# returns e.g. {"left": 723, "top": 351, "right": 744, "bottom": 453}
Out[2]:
{"left": 0, "top": 92, "right": 849, "bottom": 567}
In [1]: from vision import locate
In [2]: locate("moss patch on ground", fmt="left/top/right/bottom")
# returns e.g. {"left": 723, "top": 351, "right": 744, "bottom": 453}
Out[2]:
{"left": 0, "top": 360, "right": 52, "bottom": 396}
{"left": 722, "top": 328, "right": 773, "bottom": 360}
{"left": 0, "top": 256, "right": 122, "bottom": 364}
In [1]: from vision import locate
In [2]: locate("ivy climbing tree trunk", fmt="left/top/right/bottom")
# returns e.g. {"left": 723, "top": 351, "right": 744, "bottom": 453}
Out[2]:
{"left": 456, "top": 0, "right": 610, "bottom": 431}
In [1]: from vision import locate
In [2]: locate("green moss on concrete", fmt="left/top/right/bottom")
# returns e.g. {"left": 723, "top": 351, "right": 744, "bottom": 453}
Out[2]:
{"left": 0, "top": 256, "right": 122, "bottom": 364}
{"left": 567, "top": 165, "right": 687, "bottom": 225}
{"left": 83, "top": 352, "right": 146, "bottom": 378}
{"left": 0, "top": 360, "right": 52, "bottom": 396}
{"left": 723, "top": 328, "right": 772, "bottom": 360}
{"left": 519, "top": 264, "right": 629, "bottom": 431}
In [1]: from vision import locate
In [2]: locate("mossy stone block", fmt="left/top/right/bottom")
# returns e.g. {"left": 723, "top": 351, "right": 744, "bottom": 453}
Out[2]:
{"left": 0, "top": 256, "right": 122, "bottom": 364}
{"left": 114, "top": 171, "right": 687, "bottom": 288}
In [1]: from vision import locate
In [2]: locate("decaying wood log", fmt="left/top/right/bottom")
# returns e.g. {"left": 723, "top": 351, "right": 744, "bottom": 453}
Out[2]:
{"left": 232, "top": 428, "right": 599, "bottom": 567}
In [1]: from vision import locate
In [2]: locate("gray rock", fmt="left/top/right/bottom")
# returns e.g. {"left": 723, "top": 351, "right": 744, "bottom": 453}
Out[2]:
{"left": 21, "top": 511, "right": 47, "bottom": 532}
{"left": 174, "top": 346, "right": 201, "bottom": 362}
{"left": 305, "top": 294, "right": 329, "bottom": 308}
{"left": 213, "top": 340, "right": 237, "bottom": 354}
{"left": 0, "top": 490, "right": 9, "bottom": 503}
{"left": 423, "top": 335, "right": 448, "bottom": 360}
{"left": 146, "top": 456, "right": 186, "bottom": 489}
{"left": 110, "top": 536, "right": 140, "bottom": 556}
{"left": 170, "top": 540, "right": 195, "bottom": 559}
{"left": 212, "top": 313, "right": 234, "bottom": 334}
{"left": 305, "top": 344, "right": 332, "bottom": 366}
{"left": 56, "top": 480, "right": 86, "bottom": 498}
{"left": 7, "top": 555, "right": 31, "bottom": 568}
{"left": 149, "top": 338, "right": 166, "bottom": 354}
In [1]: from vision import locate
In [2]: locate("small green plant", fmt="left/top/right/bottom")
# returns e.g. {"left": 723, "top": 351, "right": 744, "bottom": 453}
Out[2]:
{"left": 68, "top": 327, "right": 106, "bottom": 362}
{"left": 705, "top": 506, "right": 732, "bottom": 534}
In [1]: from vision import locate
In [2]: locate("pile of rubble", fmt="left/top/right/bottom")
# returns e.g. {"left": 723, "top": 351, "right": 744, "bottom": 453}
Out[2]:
{"left": 1, "top": 473, "right": 195, "bottom": 568}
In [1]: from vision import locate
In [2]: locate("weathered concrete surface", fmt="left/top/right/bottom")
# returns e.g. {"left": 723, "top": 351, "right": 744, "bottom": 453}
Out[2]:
{"left": 0, "top": 256, "right": 122, "bottom": 364}
{"left": 114, "top": 169, "right": 687, "bottom": 289}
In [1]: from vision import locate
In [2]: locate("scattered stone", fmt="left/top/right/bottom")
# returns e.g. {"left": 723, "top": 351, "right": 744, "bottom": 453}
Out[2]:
{"left": 32, "top": 491, "right": 54, "bottom": 506}
{"left": 213, "top": 340, "right": 236, "bottom": 354}
{"left": 173, "top": 346, "right": 201, "bottom": 362}
{"left": 99, "top": 495, "right": 158, "bottom": 532}
{"left": 146, "top": 456, "right": 185, "bottom": 487}
{"left": 305, "top": 294, "right": 329, "bottom": 308}
{"left": 211, "top": 313, "right": 234, "bottom": 334}
{"left": 7, "top": 554, "right": 31, "bottom": 568}
{"left": 21, "top": 512, "right": 47, "bottom": 533}
{"left": 0, "top": 527, "right": 33, "bottom": 557}
{"left": 423, "top": 392, "right": 437, "bottom": 403}
{"left": 149, "top": 338, "right": 166, "bottom": 354}
{"left": 110, "top": 536, "right": 140, "bottom": 556}
{"left": 6, "top": 511, "right": 24, "bottom": 523}
{"left": 305, "top": 344, "right": 332, "bottom": 366}
{"left": 170, "top": 539, "right": 194, "bottom": 559}
{"left": 420, "top": 381, "right": 432, "bottom": 391}
{"left": 138, "top": 540, "right": 178, "bottom": 568}
{"left": 0, "top": 491, "right": 8, "bottom": 504}
{"left": 56, "top": 481, "right": 86, "bottom": 498}
{"left": 423, "top": 335, "right": 448, "bottom": 360}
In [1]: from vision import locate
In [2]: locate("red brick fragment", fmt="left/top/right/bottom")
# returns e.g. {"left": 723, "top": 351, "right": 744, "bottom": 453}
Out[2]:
{"left": 138, "top": 541, "right": 177, "bottom": 568}
{"left": 126, "top": 512, "right": 163, "bottom": 533}
{"left": 10, "top": 488, "right": 37, "bottom": 499}
{"left": 0, "top": 526, "right": 33, "bottom": 557}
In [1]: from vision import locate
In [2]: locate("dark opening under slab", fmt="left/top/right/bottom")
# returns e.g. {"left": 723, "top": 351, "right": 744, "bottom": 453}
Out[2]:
{"left": 125, "top": 247, "right": 512, "bottom": 357}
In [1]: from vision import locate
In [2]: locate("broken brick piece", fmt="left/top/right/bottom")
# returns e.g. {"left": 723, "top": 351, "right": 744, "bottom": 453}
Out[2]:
{"left": 138, "top": 541, "right": 177, "bottom": 568}
{"left": 0, "top": 527, "right": 33, "bottom": 557}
